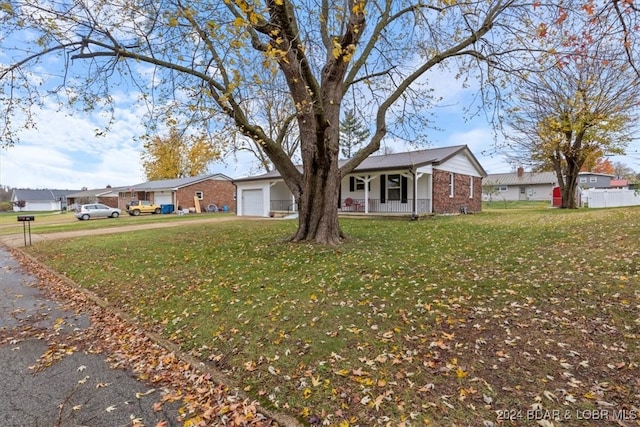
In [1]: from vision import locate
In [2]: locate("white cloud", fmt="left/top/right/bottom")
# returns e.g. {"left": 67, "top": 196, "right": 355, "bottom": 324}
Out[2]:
{"left": 0, "top": 104, "right": 147, "bottom": 189}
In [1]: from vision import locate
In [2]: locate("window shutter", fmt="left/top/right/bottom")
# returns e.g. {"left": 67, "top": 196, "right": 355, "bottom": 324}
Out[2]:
{"left": 401, "top": 176, "right": 408, "bottom": 203}
{"left": 349, "top": 177, "right": 355, "bottom": 192}
{"left": 380, "top": 174, "right": 386, "bottom": 203}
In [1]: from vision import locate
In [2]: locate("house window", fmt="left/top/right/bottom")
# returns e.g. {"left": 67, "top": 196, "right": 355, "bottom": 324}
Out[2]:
{"left": 579, "top": 177, "right": 587, "bottom": 183}
{"left": 195, "top": 191, "right": 204, "bottom": 200}
{"left": 449, "top": 173, "right": 455, "bottom": 198}
{"left": 520, "top": 186, "right": 526, "bottom": 194}
{"left": 495, "top": 186, "right": 507, "bottom": 192}
{"left": 349, "top": 176, "right": 370, "bottom": 191}
{"left": 469, "top": 177, "right": 474, "bottom": 199}
{"left": 590, "top": 177, "right": 597, "bottom": 183}
{"left": 387, "top": 175, "right": 401, "bottom": 200}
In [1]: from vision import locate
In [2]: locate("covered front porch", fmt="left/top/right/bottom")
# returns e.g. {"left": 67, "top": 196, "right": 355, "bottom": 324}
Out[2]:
{"left": 269, "top": 198, "right": 431, "bottom": 214}
{"left": 267, "top": 168, "right": 433, "bottom": 217}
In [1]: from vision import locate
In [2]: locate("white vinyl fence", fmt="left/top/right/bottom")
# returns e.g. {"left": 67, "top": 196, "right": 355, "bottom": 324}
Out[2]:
{"left": 582, "top": 188, "right": 640, "bottom": 208}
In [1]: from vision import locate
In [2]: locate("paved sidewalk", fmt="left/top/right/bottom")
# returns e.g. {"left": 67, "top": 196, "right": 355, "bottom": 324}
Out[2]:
{"left": 0, "top": 244, "right": 181, "bottom": 426}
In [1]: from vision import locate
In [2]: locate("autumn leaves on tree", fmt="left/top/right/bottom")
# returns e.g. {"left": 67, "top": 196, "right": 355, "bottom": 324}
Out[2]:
{"left": 141, "top": 127, "right": 221, "bottom": 180}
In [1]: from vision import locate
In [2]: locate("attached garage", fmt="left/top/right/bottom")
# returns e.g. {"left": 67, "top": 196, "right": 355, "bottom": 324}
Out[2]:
{"left": 233, "top": 175, "right": 277, "bottom": 217}
{"left": 154, "top": 191, "right": 173, "bottom": 206}
{"left": 241, "top": 189, "right": 265, "bottom": 216}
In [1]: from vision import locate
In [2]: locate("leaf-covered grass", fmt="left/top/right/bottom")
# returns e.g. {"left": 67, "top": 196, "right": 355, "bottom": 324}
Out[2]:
{"left": 26, "top": 207, "right": 640, "bottom": 426}
{"left": 0, "top": 210, "right": 233, "bottom": 235}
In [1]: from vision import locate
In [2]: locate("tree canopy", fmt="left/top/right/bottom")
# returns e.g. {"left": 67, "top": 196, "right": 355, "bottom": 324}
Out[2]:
{"left": 505, "top": 39, "right": 640, "bottom": 207}
{"left": 0, "top": 0, "right": 589, "bottom": 242}
{"left": 141, "top": 127, "right": 221, "bottom": 180}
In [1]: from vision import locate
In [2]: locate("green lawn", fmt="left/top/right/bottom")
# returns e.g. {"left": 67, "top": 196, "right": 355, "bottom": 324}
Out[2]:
{"left": 0, "top": 210, "right": 233, "bottom": 235}
{"left": 24, "top": 206, "right": 640, "bottom": 426}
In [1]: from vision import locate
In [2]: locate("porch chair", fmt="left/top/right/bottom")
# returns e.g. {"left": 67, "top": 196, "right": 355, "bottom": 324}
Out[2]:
{"left": 344, "top": 197, "right": 354, "bottom": 211}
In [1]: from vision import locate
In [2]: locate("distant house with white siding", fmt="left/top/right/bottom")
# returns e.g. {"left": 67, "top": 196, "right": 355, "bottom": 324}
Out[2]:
{"left": 11, "top": 189, "right": 79, "bottom": 212}
{"left": 234, "top": 145, "right": 487, "bottom": 217}
{"left": 483, "top": 168, "right": 558, "bottom": 202}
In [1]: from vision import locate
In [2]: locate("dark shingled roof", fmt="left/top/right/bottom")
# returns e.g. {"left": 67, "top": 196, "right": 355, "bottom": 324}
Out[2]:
{"left": 234, "top": 145, "right": 485, "bottom": 182}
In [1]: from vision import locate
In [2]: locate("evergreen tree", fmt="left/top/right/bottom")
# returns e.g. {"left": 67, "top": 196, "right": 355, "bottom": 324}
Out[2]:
{"left": 339, "top": 110, "right": 370, "bottom": 159}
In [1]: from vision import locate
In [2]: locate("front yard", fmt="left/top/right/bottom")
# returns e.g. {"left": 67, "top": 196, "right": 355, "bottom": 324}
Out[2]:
{"left": 23, "top": 206, "right": 640, "bottom": 426}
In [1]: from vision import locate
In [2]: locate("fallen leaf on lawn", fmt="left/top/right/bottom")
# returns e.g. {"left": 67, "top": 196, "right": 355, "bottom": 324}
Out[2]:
{"left": 456, "top": 367, "right": 468, "bottom": 379}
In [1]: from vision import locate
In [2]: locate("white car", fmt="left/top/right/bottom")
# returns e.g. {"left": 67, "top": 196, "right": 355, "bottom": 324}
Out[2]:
{"left": 75, "top": 204, "right": 121, "bottom": 220}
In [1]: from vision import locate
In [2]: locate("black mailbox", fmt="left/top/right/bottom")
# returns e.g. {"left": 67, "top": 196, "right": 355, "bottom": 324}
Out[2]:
{"left": 17, "top": 215, "right": 35, "bottom": 222}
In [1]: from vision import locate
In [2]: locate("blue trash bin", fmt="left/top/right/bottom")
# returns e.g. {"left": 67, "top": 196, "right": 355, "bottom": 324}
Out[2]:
{"left": 160, "top": 204, "right": 174, "bottom": 214}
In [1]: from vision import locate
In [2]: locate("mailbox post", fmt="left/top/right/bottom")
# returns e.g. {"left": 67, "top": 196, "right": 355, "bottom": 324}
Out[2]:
{"left": 17, "top": 215, "right": 35, "bottom": 246}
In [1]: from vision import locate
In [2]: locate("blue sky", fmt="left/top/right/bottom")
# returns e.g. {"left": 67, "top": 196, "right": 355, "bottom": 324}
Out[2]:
{"left": 2, "top": 2, "right": 639, "bottom": 191}
{"left": 1, "top": 66, "right": 637, "bottom": 190}
{"left": 0, "top": 67, "right": 521, "bottom": 190}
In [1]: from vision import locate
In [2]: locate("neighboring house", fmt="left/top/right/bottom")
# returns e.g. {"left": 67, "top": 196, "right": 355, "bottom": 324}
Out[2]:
{"left": 610, "top": 179, "right": 633, "bottom": 189}
{"left": 577, "top": 172, "right": 614, "bottom": 189}
{"left": 11, "top": 189, "right": 79, "bottom": 212}
{"left": 483, "top": 168, "right": 558, "bottom": 202}
{"left": 119, "top": 174, "right": 236, "bottom": 213}
{"left": 233, "top": 145, "right": 486, "bottom": 217}
{"left": 66, "top": 186, "right": 126, "bottom": 210}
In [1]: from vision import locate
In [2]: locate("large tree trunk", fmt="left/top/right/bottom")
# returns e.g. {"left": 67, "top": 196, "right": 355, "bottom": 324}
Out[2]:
{"left": 561, "top": 174, "right": 579, "bottom": 208}
{"left": 561, "top": 154, "right": 583, "bottom": 209}
{"left": 289, "top": 97, "right": 343, "bottom": 244}
{"left": 291, "top": 157, "right": 342, "bottom": 244}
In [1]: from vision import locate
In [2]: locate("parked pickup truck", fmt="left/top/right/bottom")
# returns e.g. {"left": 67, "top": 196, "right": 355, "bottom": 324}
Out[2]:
{"left": 126, "top": 200, "right": 162, "bottom": 216}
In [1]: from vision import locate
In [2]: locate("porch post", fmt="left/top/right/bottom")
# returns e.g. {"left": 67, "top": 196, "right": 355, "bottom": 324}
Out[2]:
{"left": 411, "top": 171, "right": 424, "bottom": 217}
{"left": 413, "top": 170, "right": 418, "bottom": 217}
{"left": 363, "top": 177, "right": 369, "bottom": 213}
{"left": 356, "top": 176, "right": 373, "bottom": 213}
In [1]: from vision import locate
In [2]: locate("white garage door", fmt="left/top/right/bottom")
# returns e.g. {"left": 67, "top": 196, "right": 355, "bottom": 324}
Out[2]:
{"left": 154, "top": 192, "right": 173, "bottom": 205}
{"left": 242, "top": 189, "right": 263, "bottom": 216}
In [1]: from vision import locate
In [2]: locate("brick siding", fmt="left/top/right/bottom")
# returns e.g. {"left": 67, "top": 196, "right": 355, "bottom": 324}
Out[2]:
{"left": 175, "top": 179, "right": 236, "bottom": 212}
{"left": 97, "top": 197, "right": 119, "bottom": 208}
{"left": 432, "top": 169, "right": 482, "bottom": 214}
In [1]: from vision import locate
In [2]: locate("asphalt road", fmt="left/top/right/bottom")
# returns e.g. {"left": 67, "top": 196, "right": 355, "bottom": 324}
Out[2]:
{"left": 0, "top": 244, "right": 182, "bottom": 426}
{"left": 0, "top": 216, "right": 298, "bottom": 427}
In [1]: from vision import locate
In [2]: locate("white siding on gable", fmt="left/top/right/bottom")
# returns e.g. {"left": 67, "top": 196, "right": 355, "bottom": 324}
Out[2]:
{"left": 416, "top": 164, "right": 433, "bottom": 174}
{"left": 436, "top": 151, "right": 481, "bottom": 176}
